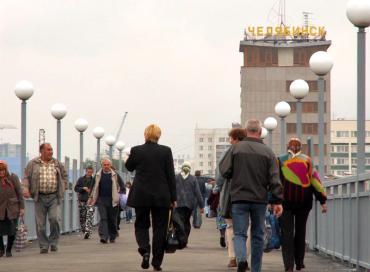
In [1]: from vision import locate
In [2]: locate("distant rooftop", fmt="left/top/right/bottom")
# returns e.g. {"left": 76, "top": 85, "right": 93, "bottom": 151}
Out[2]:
{"left": 239, "top": 39, "right": 332, "bottom": 51}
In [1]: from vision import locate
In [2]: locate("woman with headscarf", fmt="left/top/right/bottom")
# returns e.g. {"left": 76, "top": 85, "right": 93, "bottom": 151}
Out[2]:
{"left": 278, "top": 138, "right": 327, "bottom": 272}
{"left": 0, "top": 161, "right": 25, "bottom": 257}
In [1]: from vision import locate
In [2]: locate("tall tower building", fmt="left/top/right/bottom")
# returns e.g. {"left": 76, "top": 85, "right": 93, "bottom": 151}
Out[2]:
{"left": 240, "top": 30, "right": 331, "bottom": 172}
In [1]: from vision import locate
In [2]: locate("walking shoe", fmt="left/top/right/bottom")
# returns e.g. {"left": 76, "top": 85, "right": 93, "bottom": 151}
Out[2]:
{"left": 100, "top": 239, "right": 108, "bottom": 244}
{"left": 50, "top": 245, "right": 58, "bottom": 252}
{"left": 227, "top": 258, "right": 237, "bottom": 268}
{"left": 84, "top": 232, "right": 90, "bottom": 239}
{"left": 141, "top": 253, "right": 150, "bottom": 269}
{"left": 40, "top": 248, "right": 48, "bottom": 254}
{"left": 5, "top": 251, "right": 12, "bottom": 257}
{"left": 237, "top": 261, "right": 248, "bottom": 272}
{"left": 296, "top": 264, "right": 306, "bottom": 270}
{"left": 110, "top": 239, "right": 115, "bottom": 243}
{"left": 153, "top": 266, "right": 162, "bottom": 271}
{"left": 220, "top": 237, "right": 226, "bottom": 248}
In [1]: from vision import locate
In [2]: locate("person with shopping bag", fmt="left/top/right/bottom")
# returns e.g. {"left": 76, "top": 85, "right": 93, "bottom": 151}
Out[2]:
{"left": 125, "top": 124, "right": 177, "bottom": 272}
{"left": 0, "top": 160, "right": 25, "bottom": 257}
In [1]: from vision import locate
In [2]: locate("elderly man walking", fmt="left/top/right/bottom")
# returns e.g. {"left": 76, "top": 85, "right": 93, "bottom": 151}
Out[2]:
{"left": 220, "top": 119, "right": 283, "bottom": 272}
{"left": 88, "top": 158, "right": 125, "bottom": 244}
{"left": 23, "top": 143, "right": 68, "bottom": 254}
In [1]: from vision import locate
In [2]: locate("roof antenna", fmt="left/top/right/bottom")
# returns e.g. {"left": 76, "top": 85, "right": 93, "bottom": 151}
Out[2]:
{"left": 303, "top": 11, "right": 313, "bottom": 28}
{"left": 278, "top": 0, "right": 286, "bottom": 26}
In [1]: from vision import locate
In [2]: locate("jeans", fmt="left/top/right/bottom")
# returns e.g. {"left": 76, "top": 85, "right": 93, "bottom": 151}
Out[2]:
{"left": 232, "top": 202, "right": 267, "bottom": 272}
{"left": 126, "top": 208, "right": 133, "bottom": 222}
{"left": 97, "top": 202, "right": 119, "bottom": 241}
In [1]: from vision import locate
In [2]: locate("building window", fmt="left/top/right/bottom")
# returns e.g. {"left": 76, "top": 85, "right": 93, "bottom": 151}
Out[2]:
{"left": 287, "top": 123, "right": 327, "bottom": 135}
{"left": 208, "top": 153, "right": 212, "bottom": 158}
{"left": 366, "top": 145, "right": 370, "bottom": 152}
{"left": 208, "top": 162, "right": 212, "bottom": 167}
{"left": 336, "top": 158, "right": 348, "bottom": 165}
{"left": 208, "top": 146, "right": 213, "bottom": 150}
{"left": 199, "top": 146, "right": 203, "bottom": 151}
{"left": 351, "top": 131, "right": 358, "bottom": 137}
{"left": 199, "top": 137, "right": 204, "bottom": 142}
{"left": 335, "top": 145, "right": 349, "bottom": 153}
{"left": 199, "top": 154, "right": 203, "bottom": 158}
{"left": 208, "top": 170, "right": 213, "bottom": 175}
{"left": 351, "top": 145, "right": 357, "bottom": 152}
{"left": 351, "top": 158, "right": 357, "bottom": 165}
{"left": 199, "top": 162, "right": 203, "bottom": 167}
{"left": 366, "top": 131, "right": 370, "bottom": 137}
{"left": 288, "top": 102, "right": 326, "bottom": 113}
{"left": 208, "top": 138, "right": 212, "bottom": 143}
{"left": 218, "top": 137, "right": 225, "bottom": 142}
{"left": 336, "top": 131, "right": 349, "bottom": 137}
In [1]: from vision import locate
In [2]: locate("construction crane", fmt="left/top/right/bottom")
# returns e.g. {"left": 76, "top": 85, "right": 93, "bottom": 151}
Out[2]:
{"left": 114, "top": 112, "right": 128, "bottom": 145}
{"left": 0, "top": 124, "right": 17, "bottom": 144}
{"left": 39, "top": 129, "right": 46, "bottom": 148}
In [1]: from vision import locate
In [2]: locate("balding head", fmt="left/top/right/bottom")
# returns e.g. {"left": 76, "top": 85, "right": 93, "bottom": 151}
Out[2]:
{"left": 245, "top": 119, "right": 262, "bottom": 138}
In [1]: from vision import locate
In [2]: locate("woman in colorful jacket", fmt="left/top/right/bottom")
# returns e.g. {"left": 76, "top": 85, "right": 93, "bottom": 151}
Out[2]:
{"left": 0, "top": 160, "right": 25, "bottom": 257}
{"left": 278, "top": 138, "right": 327, "bottom": 272}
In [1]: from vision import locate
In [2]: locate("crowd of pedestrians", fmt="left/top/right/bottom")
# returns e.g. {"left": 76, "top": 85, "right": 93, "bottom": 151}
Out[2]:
{"left": 0, "top": 121, "right": 328, "bottom": 272}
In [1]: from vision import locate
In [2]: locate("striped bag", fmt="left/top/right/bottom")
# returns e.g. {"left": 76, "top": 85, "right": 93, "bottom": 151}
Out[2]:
{"left": 15, "top": 217, "right": 28, "bottom": 252}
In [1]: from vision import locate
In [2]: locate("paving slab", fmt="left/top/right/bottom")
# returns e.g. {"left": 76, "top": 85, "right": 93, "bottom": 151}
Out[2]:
{"left": 0, "top": 217, "right": 351, "bottom": 272}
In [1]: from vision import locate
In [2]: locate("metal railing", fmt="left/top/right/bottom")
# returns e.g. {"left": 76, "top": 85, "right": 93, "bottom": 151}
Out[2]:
{"left": 306, "top": 172, "right": 370, "bottom": 271}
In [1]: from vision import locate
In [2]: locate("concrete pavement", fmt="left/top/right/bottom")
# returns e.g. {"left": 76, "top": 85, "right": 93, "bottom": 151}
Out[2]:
{"left": 0, "top": 217, "right": 351, "bottom": 272}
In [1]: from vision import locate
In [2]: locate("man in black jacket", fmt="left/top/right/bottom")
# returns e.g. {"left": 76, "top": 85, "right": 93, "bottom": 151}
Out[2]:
{"left": 74, "top": 166, "right": 94, "bottom": 239}
{"left": 220, "top": 119, "right": 283, "bottom": 272}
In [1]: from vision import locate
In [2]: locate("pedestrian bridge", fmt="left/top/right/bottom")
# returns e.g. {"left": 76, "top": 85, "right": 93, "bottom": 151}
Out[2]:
{"left": 0, "top": 216, "right": 352, "bottom": 272}
{"left": 5, "top": 157, "right": 369, "bottom": 271}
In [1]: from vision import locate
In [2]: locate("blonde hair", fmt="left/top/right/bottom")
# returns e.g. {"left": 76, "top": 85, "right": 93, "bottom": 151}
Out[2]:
{"left": 144, "top": 124, "right": 161, "bottom": 143}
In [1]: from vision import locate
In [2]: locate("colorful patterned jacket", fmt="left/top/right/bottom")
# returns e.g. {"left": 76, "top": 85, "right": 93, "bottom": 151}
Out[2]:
{"left": 278, "top": 151, "right": 327, "bottom": 209}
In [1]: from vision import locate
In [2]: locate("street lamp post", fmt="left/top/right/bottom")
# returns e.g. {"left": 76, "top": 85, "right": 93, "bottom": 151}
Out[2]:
{"left": 346, "top": 1, "right": 370, "bottom": 270}
{"left": 309, "top": 51, "right": 334, "bottom": 178}
{"left": 105, "top": 135, "right": 116, "bottom": 161}
{"left": 93, "top": 127, "right": 105, "bottom": 170}
{"left": 116, "top": 141, "right": 125, "bottom": 173}
{"left": 347, "top": 0, "right": 370, "bottom": 175}
{"left": 289, "top": 79, "right": 309, "bottom": 139}
{"left": 51, "top": 103, "right": 67, "bottom": 162}
{"left": 14, "top": 81, "right": 34, "bottom": 177}
{"left": 260, "top": 127, "right": 268, "bottom": 140}
{"left": 74, "top": 118, "right": 88, "bottom": 176}
{"left": 264, "top": 117, "right": 278, "bottom": 148}
{"left": 275, "top": 101, "right": 291, "bottom": 154}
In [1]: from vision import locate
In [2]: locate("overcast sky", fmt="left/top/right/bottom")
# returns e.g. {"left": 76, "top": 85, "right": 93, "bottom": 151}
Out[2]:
{"left": 0, "top": 0, "right": 369, "bottom": 161}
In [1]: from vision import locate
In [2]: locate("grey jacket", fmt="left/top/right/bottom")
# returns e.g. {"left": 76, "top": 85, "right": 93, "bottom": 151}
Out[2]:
{"left": 23, "top": 158, "right": 68, "bottom": 204}
{"left": 219, "top": 137, "right": 283, "bottom": 204}
{"left": 175, "top": 174, "right": 204, "bottom": 210}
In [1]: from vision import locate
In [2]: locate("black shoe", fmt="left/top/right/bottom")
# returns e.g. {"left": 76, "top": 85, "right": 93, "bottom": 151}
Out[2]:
{"left": 237, "top": 261, "right": 248, "bottom": 272}
{"left": 110, "top": 239, "right": 115, "bottom": 243}
{"left": 40, "top": 248, "right": 48, "bottom": 254}
{"left": 220, "top": 237, "right": 226, "bottom": 248}
{"left": 100, "top": 239, "right": 108, "bottom": 244}
{"left": 153, "top": 266, "right": 162, "bottom": 271}
{"left": 50, "top": 245, "right": 58, "bottom": 252}
{"left": 84, "top": 232, "right": 90, "bottom": 239}
{"left": 5, "top": 251, "right": 12, "bottom": 257}
{"left": 141, "top": 253, "right": 150, "bottom": 269}
{"left": 296, "top": 264, "right": 306, "bottom": 270}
